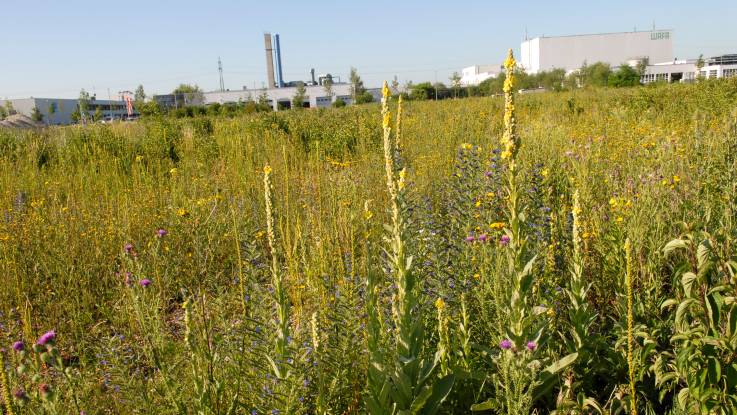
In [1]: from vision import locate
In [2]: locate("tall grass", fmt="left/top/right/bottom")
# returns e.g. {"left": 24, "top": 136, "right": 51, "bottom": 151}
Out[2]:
{"left": 0, "top": 75, "right": 737, "bottom": 413}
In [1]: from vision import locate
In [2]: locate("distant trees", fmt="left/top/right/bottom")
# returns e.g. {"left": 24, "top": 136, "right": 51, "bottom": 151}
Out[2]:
{"left": 608, "top": 64, "right": 640, "bottom": 87}
{"left": 696, "top": 54, "right": 705, "bottom": 79}
{"left": 4, "top": 101, "right": 16, "bottom": 116}
{"left": 31, "top": 106, "right": 43, "bottom": 122}
{"left": 134, "top": 85, "right": 146, "bottom": 109}
{"left": 0, "top": 106, "right": 6, "bottom": 120}
{"left": 322, "top": 77, "right": 334, "bottom": 101}
{"left": 93, "top": 106, "right": 103, "bottom": 122}
{"left": 410, "top": 82, "right": 434, "bottom": 100}
{"left": 292, "top": 82, "right": 308, "bottom": 109}
{"left": 47, "top": 102, "right": 56, "bottom": 124}
{"left": 391, "top": 76, "right": 400, "bottom": 95}
{"left": 70, "top": 108, "right": 81, "bottom": 124}
{"left": 332, "top": 97, "right": 346, "bottom": 108}
{"left": 349, "top": 68, "right": 373, "bottom": 104}
{"left": 256, "top": 91, "right": 271, "bottom": 111}
{"left": 636, "top": 57, "right": 649, "bottom": 76}
{"left": 173, "top": 84, "right": 204, "bottom": 104}
{"left": 78, "top": 89, "right": 91, "bottom": 123}
{"left": 402, "top": 60, "right": 648, "bottom": 101}
{"left": 449, "top": 72, "right": 462, "bottom": 98}
{"left": 173, "top": 84, "right": 202, "bottom": 95}
{"left": 571, "top": 62, "right": 612, "bottom": 87}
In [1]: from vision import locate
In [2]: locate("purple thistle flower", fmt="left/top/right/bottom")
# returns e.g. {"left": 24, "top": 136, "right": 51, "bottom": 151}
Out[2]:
{"left": 36, "top": 330, "right": 56, "bottom": 346}
{"left": 465, "top": 235, "right": 475, "bottom": 243}
{"left": 12, "top": 341, "right": 24, "bottom": 352}
{"left": 13, "top": 389, "right": 27, "bottom": 400}
{"left": 478, "top": 234, "right": 488, "bottom": 243}
{"left": 499, "top": 339, "right": 512, "bottom": 350}
{"left": 156, "top": 228, "right": 167, "bottom": 238}
{"left": 499, "top": 235, "right": 511, "bottom": 246}
{"left": 139, "top": 279, "right": 152, "bottom": 288}
{"left": 526, "top": 341, "right": 537, "bottom": 351}
{"left": 485, "top": 171, "right": 493, "bottom": 177}
{"left": 124, "top": 243, "right": 134, "bottom": 253}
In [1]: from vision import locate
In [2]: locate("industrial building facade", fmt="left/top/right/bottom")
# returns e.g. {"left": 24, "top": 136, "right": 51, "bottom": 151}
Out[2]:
{"left": 0, "top": 97, "right": 129, "bottom": 125}
{"left": 642, "top": 54, "right": 737, "bottom": 83}
{"left": 204, "top": 83, "right": 355, "bottom": 110}
{"left": 460, "top": 65, "right": 501, "bottom": 86}
{"left": 521, "top": 29, "right": 674, "bottom": 73}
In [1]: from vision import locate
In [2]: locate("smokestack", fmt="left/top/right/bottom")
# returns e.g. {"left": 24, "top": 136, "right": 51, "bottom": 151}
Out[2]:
{"left": 274, "top": 34, "right": 284, "bottom": 88}
{"left": 311, "top": 68, "right": 316, "bottom": 84}
{"left": 264, "top": 33, "right": 276, "bottom": 89}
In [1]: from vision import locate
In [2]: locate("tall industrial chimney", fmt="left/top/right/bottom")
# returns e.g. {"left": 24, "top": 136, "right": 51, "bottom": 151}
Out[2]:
{"left": 273, "top": 34, "right": 285, "bottom": 88}
{"left": 264, "top": 33, "right": 276, "bottom": 89}
{"left": 310, "top": 68, "right": 316, "bottom": 85}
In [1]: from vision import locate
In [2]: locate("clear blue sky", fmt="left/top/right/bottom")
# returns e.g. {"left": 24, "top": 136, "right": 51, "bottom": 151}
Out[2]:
{"left": 1, "top": 0, "right": 735, "bottom": 99}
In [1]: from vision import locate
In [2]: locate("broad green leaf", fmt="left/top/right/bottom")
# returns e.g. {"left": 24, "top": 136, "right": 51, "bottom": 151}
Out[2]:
{"left": 470, "top": 399, "right": 494, "bottom": 411}
{"left": 420, "top": 374, "right": 455, "bottom": 415}
{"left": 664, "top": 238, "right": 688, "bottom": 255}
{"left": 543, "top": 352, "right": 578, "bottom": 375}
{"left": 681, "top": 272, "right": 697, "bottom": 297}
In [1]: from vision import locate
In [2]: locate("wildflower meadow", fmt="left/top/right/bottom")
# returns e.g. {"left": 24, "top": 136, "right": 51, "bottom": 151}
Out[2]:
{"left": 2, "top": 51, "right": 737, "bottom": 414}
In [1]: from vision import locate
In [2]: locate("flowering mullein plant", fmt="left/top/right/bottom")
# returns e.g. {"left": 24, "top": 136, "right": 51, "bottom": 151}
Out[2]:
{"left": 473, "top": 50, "right": 575, "bottom": 414}
{"left": 365, "top": 82, "right": 454, "bottom": 414}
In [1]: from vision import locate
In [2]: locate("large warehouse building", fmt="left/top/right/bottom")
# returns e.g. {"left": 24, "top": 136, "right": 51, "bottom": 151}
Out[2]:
{"left": 521, "top": 29, "right": 674, "bottom": 73}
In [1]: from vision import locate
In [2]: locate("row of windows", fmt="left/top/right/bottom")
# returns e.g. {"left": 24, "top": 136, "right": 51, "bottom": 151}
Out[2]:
{"left": 724, "top": 68, "right": 737, "bottom": 78}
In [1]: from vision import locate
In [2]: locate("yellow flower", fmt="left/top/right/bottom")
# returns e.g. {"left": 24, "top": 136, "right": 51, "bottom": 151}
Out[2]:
{"left": 473, "top": 273, "right": 480, "bottom": 280}
{"left": 169, "top": 167, "right": 178, "bottom": 175}
{"left": 616, "top": 216, "right": 624, "bottom": 223}
{"left": 382, "top": 81, "right": 391, "bottom": 99}
{"left": 475, "top": 199, "right": 482, "bottom": 208}
{"left": 490, "top": 222, "right": 506, "bottom": 230}
{"left": 673, "top": 175, "right": 681, "bottom": 184}
{"left": 461, "top": 143, "right": 473, "bottom": 150}
{"left": 435, "top": 297, "right": 446, "bottom": 310}
{"left": 541, "top": 168, "right": 549, "bottom": 178}
{"left": 503, "top": 49, "right": 517, "bottom": 70}
{"left": 264, "top": 164, "right": 272, "bottom": 175}
{"left": 177, "top": 208, "right": 189, "bottom": 217}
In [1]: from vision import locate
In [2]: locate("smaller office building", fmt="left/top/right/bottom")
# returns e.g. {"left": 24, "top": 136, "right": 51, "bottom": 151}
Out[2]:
{"left": 460, "top": 65, "right": 501, "bottom": 86}
{"left": 204, "top": 83, "right": 354, "bottom": 110}
{"left": 0, "top": 97, "right": 130, "bottom": 125}
{"left": 642, "top": 54, "right": 737, "bottom": 84}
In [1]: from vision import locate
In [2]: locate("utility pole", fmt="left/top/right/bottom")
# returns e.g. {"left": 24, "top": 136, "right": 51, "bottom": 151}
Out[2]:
{"left": 218, "top": 57, "right": 225, "bottom": 92}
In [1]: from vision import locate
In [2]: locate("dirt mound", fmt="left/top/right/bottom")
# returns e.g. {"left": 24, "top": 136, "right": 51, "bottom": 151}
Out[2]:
{"left": 0, "top": 114, "right": 44, "bottom": 129}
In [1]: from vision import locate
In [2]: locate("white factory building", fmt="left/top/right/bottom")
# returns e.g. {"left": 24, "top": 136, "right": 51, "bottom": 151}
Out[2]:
{"left": 203, "top": 83, "right": 355, "bottom": 110}
{"left": 642, "top": 54, "right": 737, "bottom": 83}
{"left": 460, "top": 65, "right": 501, "bottom": 86}
{"left": 520, "top": 29, "right": 674, "bottom": 74}
{"left": 0, "top": 97, "right": 130, "bottom": 125}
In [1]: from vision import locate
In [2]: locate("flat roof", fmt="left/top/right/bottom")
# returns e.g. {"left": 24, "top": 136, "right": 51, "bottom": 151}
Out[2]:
{"left": 525, "top": 29, "right": 673, "bottom": 41}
